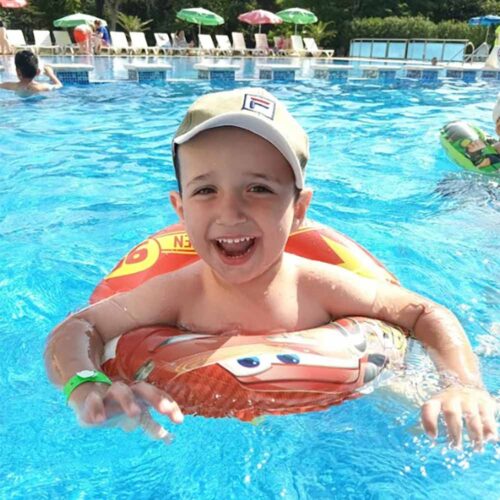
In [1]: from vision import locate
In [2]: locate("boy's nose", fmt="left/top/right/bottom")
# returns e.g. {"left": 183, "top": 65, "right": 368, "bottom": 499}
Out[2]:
{"left": 216, "top": 193, "right": 247, "bottom": 225}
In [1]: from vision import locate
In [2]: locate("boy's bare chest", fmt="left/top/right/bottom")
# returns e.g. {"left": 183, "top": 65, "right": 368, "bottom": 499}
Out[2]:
{"left": 176, "top": 284, "right": 328, "bottom": 334}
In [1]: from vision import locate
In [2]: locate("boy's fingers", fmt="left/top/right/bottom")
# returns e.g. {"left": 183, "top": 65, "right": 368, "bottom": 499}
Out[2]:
{"left": 479, "top": 403, "right": 499, "bottom": 442}
{"left": 462, "top": 405, "right": 483, "bottom": 449}
{"left": 421, "top": 399, "right": 441, "bottom": 438}
{"left": 81, "top": 391, "right": 106, "bottom": 425}
{"left": 139, "top": 410, "right": 173, "bottom": 443}
{"left": 105, "top": 381, "right": 142, "bottom": 418}
{"left": 131, "top": 382, "right": 184, "bottom": 424}
{"left": 442, "top": 400, "right": 463, "bottom": 448}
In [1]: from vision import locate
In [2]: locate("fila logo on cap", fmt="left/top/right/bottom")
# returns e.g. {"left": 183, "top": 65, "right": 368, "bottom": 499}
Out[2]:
{"left": 242, "top": 93, "right": 276, "bottom": 120}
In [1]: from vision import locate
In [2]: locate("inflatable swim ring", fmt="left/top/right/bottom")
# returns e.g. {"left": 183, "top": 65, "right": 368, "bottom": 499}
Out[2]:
{"left": 95, "top": 222, "right": 408, "bottom": 421}
{"left": 440, "top": 121, "right": 500, "bottom": 175}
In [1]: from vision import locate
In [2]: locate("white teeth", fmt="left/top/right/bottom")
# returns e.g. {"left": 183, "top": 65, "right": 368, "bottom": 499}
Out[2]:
{"left": 216, "top": 237, "right": 253, "bottom": 244}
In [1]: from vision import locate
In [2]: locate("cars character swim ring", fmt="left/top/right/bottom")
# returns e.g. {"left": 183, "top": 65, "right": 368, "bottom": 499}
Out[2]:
{"left": 94, "top": 222, "right": 409, "bottom": 420}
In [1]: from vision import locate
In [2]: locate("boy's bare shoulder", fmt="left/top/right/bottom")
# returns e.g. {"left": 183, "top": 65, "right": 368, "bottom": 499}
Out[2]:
{"left": 0, "top": 81, "right": 22, "bottom": 91}
{"left": 290, "top": 253, "right": 360, "bottom": 282}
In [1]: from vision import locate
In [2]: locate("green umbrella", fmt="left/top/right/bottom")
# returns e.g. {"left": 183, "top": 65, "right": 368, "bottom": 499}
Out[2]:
{"left": 277, "top": 7, "right": 318, "bottom": 35}
{"left": 54, "top": 12, "right": 106, "bottom": 29}
{"left": 176, "top": 7, "right": 224, "bottom": 34}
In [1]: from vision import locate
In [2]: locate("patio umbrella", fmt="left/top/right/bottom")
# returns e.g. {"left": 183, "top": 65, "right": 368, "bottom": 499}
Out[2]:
{"left": 238, "top": 9, "right": 282, "bottom": 34}
{"left": 53, "top": 12, "right": 107, "bottom": 29}
{"left": 0, "top": 0, "right": 27, "bottom": 7}
{"left": 277, "top": 7, "right": 318, "bottom": 35}
{"left": 468, "top": 15, "right": 500, "bottom": 43}
{"left": 176, "top": 7, "right": 223, "bottom": 34}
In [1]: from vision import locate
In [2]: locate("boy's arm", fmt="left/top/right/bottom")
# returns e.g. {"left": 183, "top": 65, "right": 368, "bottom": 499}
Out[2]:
{"left": 44, "top": 274, "right": 184, "bottom": 432}
{"left": 43, "top": 65, "right": 63, "bottom": 89}
{"left": 314, "top": 264, "right": 498, "bottom": 448}
{"left": 0, "top": 82, "right": 20, "bottom": 91}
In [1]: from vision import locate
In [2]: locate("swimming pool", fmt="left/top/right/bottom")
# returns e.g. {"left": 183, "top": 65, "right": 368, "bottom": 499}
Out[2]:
{"left": 0, "top": 57, "right": 498, "bottom": 498}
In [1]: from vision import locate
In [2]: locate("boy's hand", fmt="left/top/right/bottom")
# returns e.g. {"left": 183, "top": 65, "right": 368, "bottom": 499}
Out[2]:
{"left": 70, "top": 380, "right": 184, "bottom": 441}
{"left": 44, "top": 65, "right": 55, "bottom": 76}
{"left": 421, "top": 386, "right": 498, "bottom": 449}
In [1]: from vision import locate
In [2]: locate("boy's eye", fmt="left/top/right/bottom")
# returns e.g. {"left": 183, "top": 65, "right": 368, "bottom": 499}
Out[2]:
{"left": 249, "top": 185, "right": 273, "bottom": 193}
{"left": 192, "top": 186, "right": 216, "bottom": 196}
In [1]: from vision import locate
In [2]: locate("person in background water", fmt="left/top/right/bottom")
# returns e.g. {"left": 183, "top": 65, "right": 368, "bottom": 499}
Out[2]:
{"left": 93, "top": 19, "right": 110, "bottom": 54}
{"left": 0, "top": 18, "right": 12, "bottom": 55}
{"left": 0, "top": 49, "right": 62, "bottom": 94}
{"left": 74, "top": 23, "right": 93, "bottom": 55}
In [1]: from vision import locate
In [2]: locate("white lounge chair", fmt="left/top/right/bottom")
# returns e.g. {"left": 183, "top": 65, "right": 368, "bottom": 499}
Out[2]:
{"left": 6, "top": 29, "right": 32, "bottom": 50}
{"left": 129, "top": 32, "right": 156, "bottom": 55}
{"left": 303, "top": 37, "right": 334, "bottom": 58}
{"left": 154, "top": 33, "right": 171, "bottom": 55}
{"left": 52, "top": 30, "right": 78, "bottom": 54}
{"left": 52, "top": 30, "right": 77, "bottom": 54}
{"left": 109, "top": 31, "right": 132, "bottom": 55}
{"left": 254, "top": 33, "right": 272, "bottom": 56}
{"left": 290, "top": 35, "right": 307, "bottom": 57}
{"left": 33, "top": 30, "right": 59, "bottom": 54}
{"left": 215, "top": 35, "right": 234, "bottom": 56}
{"left": 231, "top": 32, "right": 256, "bottom": 56}
{"left": 198, "top": 34, "right": 224, "bottom": 56}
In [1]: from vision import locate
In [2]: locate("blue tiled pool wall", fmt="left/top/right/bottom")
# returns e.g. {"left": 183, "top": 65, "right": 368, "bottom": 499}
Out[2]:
{"left": 313, "top": 69, "right": 349, "bottom": 82}
{"left": 128, "top": 69, "right": 167, "bottom": 82}
{"left": 55, "top": 71, "right": 90, "bottom": 84}
{"left": 198, "top": 69, "right": 236, "bottom": 81}
{"left": 0, "top": 54, "right": 497, "bottom": 86}
{"left": 259, "top": 69, "right": 296, "bottom": 81}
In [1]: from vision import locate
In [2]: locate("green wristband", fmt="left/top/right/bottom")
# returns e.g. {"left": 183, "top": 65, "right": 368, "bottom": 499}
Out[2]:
{"left": 63, "top": 370, "right": 112, "bottom": 401}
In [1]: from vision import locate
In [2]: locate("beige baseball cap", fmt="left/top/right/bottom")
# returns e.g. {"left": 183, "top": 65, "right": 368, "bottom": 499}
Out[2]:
{"left": 172, "top": 87, "right": 309, "bottom": 189}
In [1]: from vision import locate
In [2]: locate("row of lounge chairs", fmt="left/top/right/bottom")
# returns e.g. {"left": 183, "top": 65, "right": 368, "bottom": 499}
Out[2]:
{"left": 4, "top": 29, "right": 334, "bottom": 58}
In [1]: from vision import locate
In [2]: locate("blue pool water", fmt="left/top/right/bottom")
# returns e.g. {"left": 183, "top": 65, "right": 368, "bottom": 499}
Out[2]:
{"left": 0, "top": 57, "right": 499, "bottom": 499}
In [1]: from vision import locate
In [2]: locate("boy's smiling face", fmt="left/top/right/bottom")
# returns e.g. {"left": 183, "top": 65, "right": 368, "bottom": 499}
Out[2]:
{"left": 171, "top": 127, "right": 311, "bottom": 285}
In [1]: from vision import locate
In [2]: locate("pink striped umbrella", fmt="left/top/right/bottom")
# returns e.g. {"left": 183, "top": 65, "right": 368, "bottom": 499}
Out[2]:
{"left": 238, "top": 9, "right": 283, "bottom": 33}
{"left": 0, "top": 0, "right": 28, "bottom": 7}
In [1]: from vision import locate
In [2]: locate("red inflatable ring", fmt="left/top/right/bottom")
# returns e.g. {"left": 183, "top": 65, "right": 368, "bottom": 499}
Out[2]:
{"left": 95, "top": 222, "right": 408, "bottom": 421}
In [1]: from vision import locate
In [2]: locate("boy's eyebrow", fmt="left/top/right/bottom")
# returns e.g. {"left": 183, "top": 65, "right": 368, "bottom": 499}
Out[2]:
{"left": 185, "top": 173, "right": 212, "bottom": 188}
{"left": 248, "top": 172, "right": 281, "bottom": 183}
{"left": 185, "top": 171, "right": 284, "bottom": 189}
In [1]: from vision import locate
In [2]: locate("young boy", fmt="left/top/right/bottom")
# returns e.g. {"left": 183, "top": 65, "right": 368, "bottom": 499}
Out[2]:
{"left": 45, "top": 88, "right": 497, "bottom": 449}
{"left": 0, "top": 50, "right": 62, "bottom": 94}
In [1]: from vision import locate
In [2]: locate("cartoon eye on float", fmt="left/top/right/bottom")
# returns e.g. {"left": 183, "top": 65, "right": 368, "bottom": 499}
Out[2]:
{"left": 219, "top": 351, "right": 358, "bottom": 377}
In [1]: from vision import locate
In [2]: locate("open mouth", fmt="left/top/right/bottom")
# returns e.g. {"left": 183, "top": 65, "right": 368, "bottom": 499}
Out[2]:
{"left": 215, "top": 237, "right": 256, "bottom": 258}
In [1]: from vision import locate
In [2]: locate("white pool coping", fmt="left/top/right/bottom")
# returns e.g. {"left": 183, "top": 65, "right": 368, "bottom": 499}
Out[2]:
{"left": 193, "top": 63, "right": 240, "bottom": 71}
{"left": 311, "top": 64, "right": 353, "bottom": 70}
{"left": 258, "top": 64, "right": 301, "bottom": 70}
{"left": 124, "top": 63, "right": 172, "bottom": 71}
{"left": 49, "top": 63, "right": 94, "bottom": 72}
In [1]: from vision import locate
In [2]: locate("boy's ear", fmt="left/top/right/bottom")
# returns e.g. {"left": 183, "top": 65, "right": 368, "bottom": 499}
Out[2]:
{"left": 293, "top": 188, "right": 313, "bottom": 230}
{"left": 169, "top": 191, "right": 184, "bottom": 222}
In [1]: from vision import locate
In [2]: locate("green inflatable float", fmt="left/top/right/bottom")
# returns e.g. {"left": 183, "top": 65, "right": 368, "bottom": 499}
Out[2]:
{"left": 440, "top": 121, "right": 500, "bottom": 175}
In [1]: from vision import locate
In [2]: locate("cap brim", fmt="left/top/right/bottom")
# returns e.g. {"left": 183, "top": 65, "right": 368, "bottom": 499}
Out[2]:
{"left": 173, "top": 112, "right": 304, "bottom": 189}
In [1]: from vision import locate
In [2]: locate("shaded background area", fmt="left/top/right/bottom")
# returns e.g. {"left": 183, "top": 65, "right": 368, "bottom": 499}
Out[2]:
{"left": 2, "top": 0, "right": 500, "bottom": 55}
